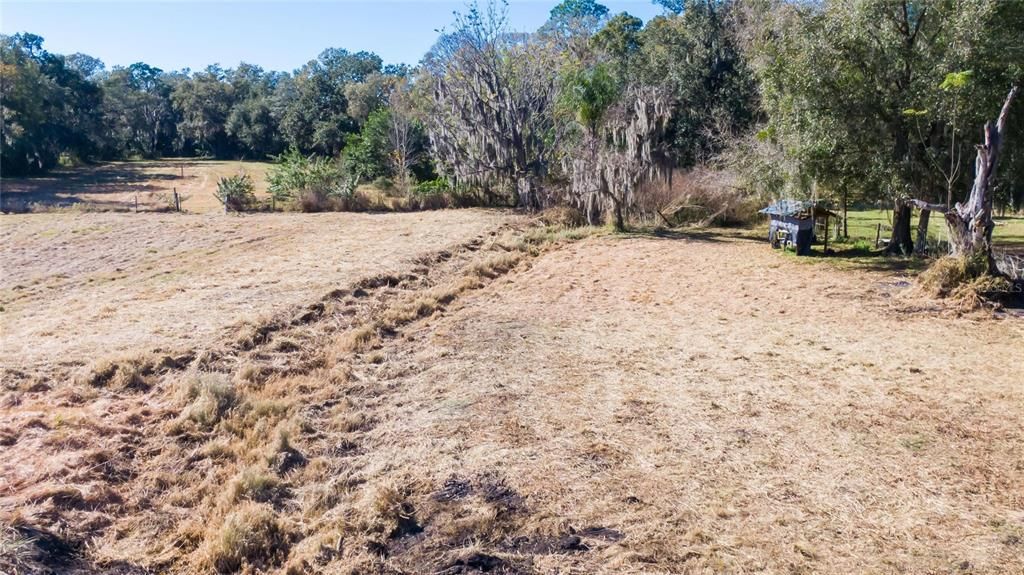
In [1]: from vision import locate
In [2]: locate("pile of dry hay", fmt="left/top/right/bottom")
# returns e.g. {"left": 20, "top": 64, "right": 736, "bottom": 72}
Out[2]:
{"left": 916, "top": 254, "right": 1020, "bottom": 309}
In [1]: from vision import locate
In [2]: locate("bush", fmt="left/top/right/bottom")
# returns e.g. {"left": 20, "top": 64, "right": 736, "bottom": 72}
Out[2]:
{"left": 295, "top": 188, "right": 372, "bottom": 212}
{"left": 409, "top": 177, "right": 454, "bottom": 210}
{"left": 215, "top": 173, "right": 257, "bottom": 212}
{"left": 634, "top": 168, "right": 759, "bottom": 227}
{"left": 267, "top": 148, "right": 341, "bottom": 203}
{"left": 372, "top": 176, "right": 396, "bottom": 194}
{"left": 267, "top": 147, "right": 374, "bottom": 212}
{"left": 296, "top": 189, "right": 332, "bottom": 213}
{"left": 537, "top": 206, "right": 586, "bottom": 228}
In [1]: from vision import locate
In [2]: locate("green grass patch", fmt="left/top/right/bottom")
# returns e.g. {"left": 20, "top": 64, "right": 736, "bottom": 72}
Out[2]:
{"left": 842, "top": 209, "right": 1024, "bottom": 247}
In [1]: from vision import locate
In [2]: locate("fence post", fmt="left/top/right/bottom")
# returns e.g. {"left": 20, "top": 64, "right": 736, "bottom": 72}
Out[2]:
{"left": 174, "top": 188, "right": 180, "bottom": 212}
{"left": 135, "top": 194, "right": 139, "bottom": 213}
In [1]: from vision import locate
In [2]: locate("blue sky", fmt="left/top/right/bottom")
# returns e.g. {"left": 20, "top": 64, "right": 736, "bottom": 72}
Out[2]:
{"left": 1, "top": 1, "right": 664, "bottom": 72}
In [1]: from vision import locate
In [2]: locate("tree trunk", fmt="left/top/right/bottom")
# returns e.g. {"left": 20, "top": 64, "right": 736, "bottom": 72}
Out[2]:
{"left": 886, "top": 202, "right": 914, "bottom": 255}
{"left": 611, "top": 195, "right": 625, "bottom": 232}
{"left": 945, "top": 85, "right": 1018, "bottom": 272}
{"left": 914, "top": 208, "right": 930, "bottom": 255}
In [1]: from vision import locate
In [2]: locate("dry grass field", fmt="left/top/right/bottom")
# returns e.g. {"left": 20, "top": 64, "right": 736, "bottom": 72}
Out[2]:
{"left": 0, "top": 210, "right": 511, "bottom": 380}
{"left": 0, "top": 160, "right": 274, "bottom": 213}
{"left": 1, "top": 211, "right": 1022, "bottom": 574}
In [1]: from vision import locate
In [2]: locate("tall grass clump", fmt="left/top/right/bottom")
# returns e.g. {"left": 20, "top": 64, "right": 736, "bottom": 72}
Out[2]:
{"left": 227, "top": 467, "right": 285, "bottom": 504}
{"left": 203, "top": 502, "right": 290, "bottom": 573}
{"left": 174, "top": 373, "right": 237, "bottom": 432}
{"left": 77, "top": 355, "right": 154, "bottom": 389}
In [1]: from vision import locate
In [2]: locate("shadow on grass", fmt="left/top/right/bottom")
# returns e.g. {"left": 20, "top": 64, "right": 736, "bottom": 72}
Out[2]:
{"left": 0, "top": 159, "right": 233, "bottom": 212}
{"left": 0, "top": 158, "right": 234, "bottom": 212}
{"left": 616, "top": 226, "right": 762, "bottom": 244}
{"left": 784, "top": 243, "right": 931, "bottom": 274}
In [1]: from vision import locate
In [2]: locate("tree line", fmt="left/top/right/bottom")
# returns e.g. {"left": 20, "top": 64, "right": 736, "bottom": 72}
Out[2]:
{"left": 1, "top": 31, "right": 410, "bottom": 174}
{"left": 3, "top": 0, "right": 1022, "bottom": 236}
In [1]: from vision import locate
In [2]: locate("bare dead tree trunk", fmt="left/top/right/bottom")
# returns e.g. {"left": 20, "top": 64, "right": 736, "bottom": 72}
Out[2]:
{"left": 945, "top": 86, "right": 1018, "bottom": 271}
{"left": 908, "top": 85, "right": 1019, "bottom": 273}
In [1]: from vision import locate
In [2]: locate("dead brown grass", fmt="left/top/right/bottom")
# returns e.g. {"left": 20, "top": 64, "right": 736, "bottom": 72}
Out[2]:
{"left": 2, "top": 217, "right": 1021, "bottom": 574}
{"left": 0, "top": 209, "right": 512, "bottom": 379}
{"left": 171, "top": 372, "right": 237, "bottom": 432}
{"left": 915, "top": 254, "right": 1019, "bottom": 310}
{"left": 77, "top": 355, "right": 151, "bottom": 389}
{"left": 634, "top": 167, "right": 760, "bottom": 226}
{"left": 338, "top": 323, "right": 380, "bottom": 353}
{"left": 360, "top": 234, "right": 1019, "bottom": 573}
{"left": 201, "top": 501, "right": 292, "bottom": 573}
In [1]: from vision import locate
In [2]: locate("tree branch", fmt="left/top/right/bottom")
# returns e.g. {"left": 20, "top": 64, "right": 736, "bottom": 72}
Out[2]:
{"left": 906, "top": 198, "right": 947, "bottom": 213}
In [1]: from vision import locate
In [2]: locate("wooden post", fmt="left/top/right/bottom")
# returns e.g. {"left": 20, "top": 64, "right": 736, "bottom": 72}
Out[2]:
{"left": 174, "top": 188, "right": 180, "bottom": 212}
{"left": 135, "top": 194, "right": 139, "bottom": 213}
{"left": 875, "top": 223, "right": 881, "bottom": 248}
{"left": 842, "top": 188, "right": 848, "bottom": 238}
{"left": 823, "top": 214, "right": 829, "bottom": 254}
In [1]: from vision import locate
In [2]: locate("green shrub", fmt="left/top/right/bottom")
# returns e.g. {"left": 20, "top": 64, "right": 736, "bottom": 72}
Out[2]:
{"left": 215, "top": 173, "right": 257, "bottom": 212}
{"left": 410, "top": 177, "right": 455, "bottom": 210}
{"left": 267, "top": 147, "right": 369, "bottom": 212}
{"left": 414, "top": 177, "right": 450, "bottom": 196}
{"left": 266, "top": 147, "right": 341, "bottom": 203}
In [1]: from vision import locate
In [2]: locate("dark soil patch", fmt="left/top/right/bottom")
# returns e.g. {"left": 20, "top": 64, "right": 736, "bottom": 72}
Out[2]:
{"left": 433, "top": 476, "right": 473, "bottom": 502}
{"left": 442, "top": 552, "right": 508, "bottom": 573}
{"left": 501, "top": 534, "right": 588, "bottom": 554}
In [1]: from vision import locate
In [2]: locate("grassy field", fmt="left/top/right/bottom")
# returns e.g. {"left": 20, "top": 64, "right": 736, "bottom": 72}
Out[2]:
{"left": 842, "top": 209, "right": 1024, "bottom": 248}
{"left": 0, "top": 159, "right": 434, "bottom": 214}
{"left": 1, "top": 207, "right": 1022, "bottom": 574}
{"left": 1, "top": 159, "right": 274, "bottom": 213}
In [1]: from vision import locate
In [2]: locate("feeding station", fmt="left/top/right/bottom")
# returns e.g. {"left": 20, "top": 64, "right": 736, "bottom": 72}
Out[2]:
{"left": 760, "top": 200, "right": 838, "bottom": 256}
